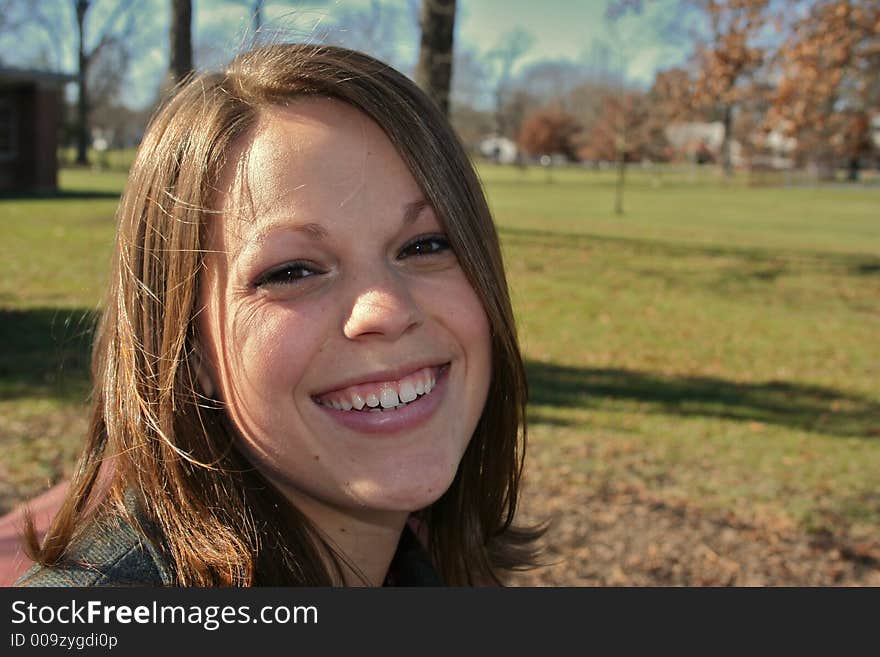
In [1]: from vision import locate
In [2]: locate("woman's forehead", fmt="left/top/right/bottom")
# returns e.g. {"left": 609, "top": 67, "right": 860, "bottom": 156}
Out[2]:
{"left": 210, "top": 98, "right": 423, "bottom": 243}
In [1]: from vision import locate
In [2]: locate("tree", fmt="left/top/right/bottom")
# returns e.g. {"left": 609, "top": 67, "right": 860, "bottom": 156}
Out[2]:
{"left": 566, "top": 78, "right": 630, "bottom": 151}
{"left": 650, "top": 67, "right": 695, "bottom": 125}
{"left": 691, "top": 0, "right": 770, "bottom": 176}
{"left": 74, "top": 0, "right": 89, "bottom": 165}
{"left": 167, "top": 0, "right": 193, "bottom": 87}
{"left": 415, "top": 0, "right": 456, "bottom": 116}
{"left": 516, "top": 59, "right": 586, "bottom": 108}
{"left": 322, "top": 0, "right": 414, "bottom": 73}
{"left": 579, "top": 91, "right": 653, "bottom": 214}
{"left": 0, "top": 1, "right": 64, "bottom": 66}
{"left": 486, "top": 28, "right": 535, "bottom": 137}
{"left": 251, "top": 0, "right": 265, "bottom": 36}
{"left": 517, "top": 108, "right": 582, "bottom": 161}
{"left": 448, "top": 46, "right": 494, "bottom": 147}
{"left": 73, "top": 0, "right": 137, "bottom": 165}
{"left": 0, "top": 1, "right": 143, "bottom": 164}
{"left": 608, "top": 0, "right": 772, "bottom": 176}
{"left": 769, "top": 0, "right": 880, "bottom": 180}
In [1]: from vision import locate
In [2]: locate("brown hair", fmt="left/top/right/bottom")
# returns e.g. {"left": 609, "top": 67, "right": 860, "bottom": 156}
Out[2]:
{"left": 27, "top": 43, "right": 542, "bottom": 586}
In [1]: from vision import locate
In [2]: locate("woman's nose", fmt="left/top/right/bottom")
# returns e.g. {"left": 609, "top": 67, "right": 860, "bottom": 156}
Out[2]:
{"left": 343, "top": 272, "right": 423, "bottom": 341}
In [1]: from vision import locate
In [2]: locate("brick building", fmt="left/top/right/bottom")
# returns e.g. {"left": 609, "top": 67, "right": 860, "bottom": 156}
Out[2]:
{"left": 0, "top": 68, "right": 72, "bottom": 192}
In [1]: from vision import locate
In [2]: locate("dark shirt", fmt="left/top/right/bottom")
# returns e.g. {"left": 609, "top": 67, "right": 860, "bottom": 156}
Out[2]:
{"left": 15, "top": 511, "right": 172, "bottom": 587}
{"left": 16, "top": 510, "right": 441, "bottom": 587}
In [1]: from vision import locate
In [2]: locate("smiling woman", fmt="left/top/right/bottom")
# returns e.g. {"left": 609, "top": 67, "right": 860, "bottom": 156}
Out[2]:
{"left": 16, "top": 44, "right": 543, "bottom": 587}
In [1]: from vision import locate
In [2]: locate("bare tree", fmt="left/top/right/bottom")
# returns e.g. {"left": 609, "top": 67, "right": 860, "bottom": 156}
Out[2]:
{"left": 486, "top": 28, "right": 535, "bottom": 137}
{"left": 0, "top": 0, "right": 28, "bottom": 50}
{"left": 322, "top": 0, "right": 413, "bottom": 72}
{"left": 168, "top": 0, "right": 193, "bottom": 86}
{"left": 0, "top": 1, "right": 142, "bottom": 164}
{"left": 216, "top": 0, "right": 266, "bottom": 43}
{"left": 415, "top": 0, "right": 456, "bottom": 116}
{"left": 608, "top": 0, "right": 772, "bottom": 176}
{"left": 74, "top": 0, "right": 89, "bottom": 164}
{"left": 251, "top": 0, "right": 265, "bottom": 37}
{"left": 448, "top": 46, "right": 494, "bottom": 146}
{"left": 73, "top": 0, "right": 137, "bottom": 165}
{"left": 516, "top": 59, "right": 586, "bottom": 108}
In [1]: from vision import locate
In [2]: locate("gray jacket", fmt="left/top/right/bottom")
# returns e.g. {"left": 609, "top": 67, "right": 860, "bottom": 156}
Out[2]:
{"left": 16, "top": 511, "right": 172, "bottom": 586}
{"left": 16, "top": 508, "right": 441, "bottom": 587}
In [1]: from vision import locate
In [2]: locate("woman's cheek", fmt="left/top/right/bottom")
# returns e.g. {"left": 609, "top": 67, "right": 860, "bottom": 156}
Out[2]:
{"left": 228, "top": 305, "right": 305, "bottom": 395}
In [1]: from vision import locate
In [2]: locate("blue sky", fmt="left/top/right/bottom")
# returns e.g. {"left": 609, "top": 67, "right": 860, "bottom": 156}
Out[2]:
{"left": 2, "top": 0, "right": 695, "bottom": 109}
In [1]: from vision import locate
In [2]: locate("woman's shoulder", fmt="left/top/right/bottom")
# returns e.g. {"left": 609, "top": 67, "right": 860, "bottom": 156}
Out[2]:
{"left": 16, "top": 507, "right": 172, "bottom": 587}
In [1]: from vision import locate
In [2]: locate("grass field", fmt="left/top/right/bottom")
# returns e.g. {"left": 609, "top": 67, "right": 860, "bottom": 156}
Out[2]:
{"left": 480, "top": 166, "right": 880, "bottom": 540}
{"left": 1, "top": 163, "right": 879, "bottom": 583}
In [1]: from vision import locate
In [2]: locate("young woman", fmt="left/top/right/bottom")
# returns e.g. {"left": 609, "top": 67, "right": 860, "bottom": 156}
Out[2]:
{"left": 18, "top": 43, "right": 542, "bottom": 587}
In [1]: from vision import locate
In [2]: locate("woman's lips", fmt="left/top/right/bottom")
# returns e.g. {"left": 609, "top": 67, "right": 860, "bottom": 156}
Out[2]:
{"left": 313, "top": 365, "right": 449, "bottom": 435}
{"left": 312, "top": 364, "right": 447, "bottom": 410}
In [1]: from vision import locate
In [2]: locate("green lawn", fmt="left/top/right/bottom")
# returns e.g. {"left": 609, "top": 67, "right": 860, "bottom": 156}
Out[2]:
{"left": 1, "top": 164, "right": 879, "bottom": 545}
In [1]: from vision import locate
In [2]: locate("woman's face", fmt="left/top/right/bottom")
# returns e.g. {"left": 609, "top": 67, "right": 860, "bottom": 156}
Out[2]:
{"left": 198, "top": 99, "right": 492, "bottom": 519}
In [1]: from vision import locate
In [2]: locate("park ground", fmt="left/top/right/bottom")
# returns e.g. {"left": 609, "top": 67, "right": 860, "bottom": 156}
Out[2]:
{"left": 1, "top": 163, "right": 879, "bottom": 585}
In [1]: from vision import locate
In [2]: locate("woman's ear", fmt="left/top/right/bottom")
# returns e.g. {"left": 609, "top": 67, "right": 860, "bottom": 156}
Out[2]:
{"left": 190, "top": 340, "right": 216, "bottom": 399}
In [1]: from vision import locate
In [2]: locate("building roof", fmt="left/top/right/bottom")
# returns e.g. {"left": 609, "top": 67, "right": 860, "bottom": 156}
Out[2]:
{"left": 0, "top": 67, "right": 75, "bottom": 87}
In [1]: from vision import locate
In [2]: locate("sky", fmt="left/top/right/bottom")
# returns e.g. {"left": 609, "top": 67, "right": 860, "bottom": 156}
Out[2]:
{"left": 2, "top": 0, "right": 696, "bottom": 110}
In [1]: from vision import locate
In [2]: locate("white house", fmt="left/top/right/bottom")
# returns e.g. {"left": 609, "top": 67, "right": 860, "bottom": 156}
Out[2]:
{"left": 478, "top": 135, "right": 518, "bottom": 164}
{"left": 664, "top": 121, "right": 744, "bottom": 166}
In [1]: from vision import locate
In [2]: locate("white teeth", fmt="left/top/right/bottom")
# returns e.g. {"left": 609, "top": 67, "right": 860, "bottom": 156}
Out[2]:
{"left": 380, "top": 388, "right": 400, "bottom": 408}
{"left": 399, "top": 380, "right": 417, "bottom": 403}
{"left": 318, "top": 366, "right": 444, "bottom": 412}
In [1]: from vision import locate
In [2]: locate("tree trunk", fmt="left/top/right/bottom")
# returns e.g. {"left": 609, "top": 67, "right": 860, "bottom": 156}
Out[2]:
{"left": 615, "top": 151, "right": 626, "bottom": 215}
{"left": 415, "top": 0, "right": 456, "bottom": 117}
{"left": 168, "top": 0, "right": 193, "bottom": 85}
{"left": 75, "top": 0, "right": 89, "bottom": 166}
{"left": 847, "top": 157, "right": 860, "bottom": 182}
{"left": 252, "top": 0, "right": 264, "bottom": 37}
{"left": 721, "top": 104, "right": 733, "bottom": 177}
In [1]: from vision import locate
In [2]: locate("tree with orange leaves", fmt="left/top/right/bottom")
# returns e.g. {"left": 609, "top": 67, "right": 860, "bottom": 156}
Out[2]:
{"left": 517, "top": 108, "right": 583, "bottom": 162}
{"left": 690, "top": 0, "right": 771, "bottom": 176}
{"left": 609, "top": 0, "right": 772, "bottom": 176}
{"left": 578, "top": 90, "right": 666, "bottom": 214}
{"left": 769, "top": 0, "right": 879, "bottom": 180}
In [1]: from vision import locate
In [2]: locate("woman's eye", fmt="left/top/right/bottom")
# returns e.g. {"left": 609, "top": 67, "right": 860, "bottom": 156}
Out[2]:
{"left": 398, "top": 234, "right": 451, "bottom": 259}
{"left": 254, "top": 262, "right": 321, "bottom": 288}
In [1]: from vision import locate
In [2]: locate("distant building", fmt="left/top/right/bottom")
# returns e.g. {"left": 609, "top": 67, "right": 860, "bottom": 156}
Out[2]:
{"left": 478, "top": 135, "right": 518, "bottom": 164}
{"left": 752, "top": 128, "right": 796, "bottom": 170}
{"left": 0, "top": 68, "right": 72, "bottom": 192}
{"left": 664, "top": 121, "right": 743, "bottom": 166}
{"left": 664, "top": 121, "right": 802, "bottom": 170}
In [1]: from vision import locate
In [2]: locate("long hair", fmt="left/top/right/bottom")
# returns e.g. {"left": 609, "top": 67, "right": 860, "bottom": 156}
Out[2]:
{"left": 27, "top": 43, "right": 542, "bottom": 586}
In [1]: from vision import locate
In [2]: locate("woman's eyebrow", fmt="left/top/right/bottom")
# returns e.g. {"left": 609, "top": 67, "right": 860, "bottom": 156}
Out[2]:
{"left": 402, "top": 199, "right": 430, "bottom": 225}
{"left": 245, "top": 220, "right": 327, "bottom": 246}
{"left": 243, "top": 198, "right": 431, "bottom": 248}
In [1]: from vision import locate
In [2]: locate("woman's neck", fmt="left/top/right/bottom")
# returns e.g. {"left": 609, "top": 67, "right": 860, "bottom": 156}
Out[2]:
{"left": 279, "top": 486, "right": 409, "bottom": 586}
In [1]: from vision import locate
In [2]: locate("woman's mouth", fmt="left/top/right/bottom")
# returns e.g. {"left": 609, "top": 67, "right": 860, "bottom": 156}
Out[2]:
{"left": 312, "top": 364, "right": 447, "bottom": 412}
{"left": 311, "top": 363, "right": 450, "bottom": 434}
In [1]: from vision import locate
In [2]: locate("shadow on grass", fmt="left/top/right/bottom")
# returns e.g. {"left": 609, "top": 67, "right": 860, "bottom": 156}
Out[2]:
{"left": 499, "top": 226, "right": 880, "bottom": 278}
{"left": 3, "top": 308, "right": 878, "bottom": 439}
{"left": 0, "top": 308, "right": 97, "bottom": 401}
{"left": 526, "top": 360, "right": 880, "bottom": 439}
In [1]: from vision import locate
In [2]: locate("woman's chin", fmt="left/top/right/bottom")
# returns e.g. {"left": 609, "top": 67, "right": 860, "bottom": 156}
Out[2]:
{"left": 347, "top": 469, "right": 457, "bottom": 513}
